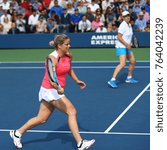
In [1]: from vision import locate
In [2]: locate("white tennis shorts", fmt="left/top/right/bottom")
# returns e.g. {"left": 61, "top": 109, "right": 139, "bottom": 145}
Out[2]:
{"left": 39, "top": 87, "right": 65, "bottom": 102}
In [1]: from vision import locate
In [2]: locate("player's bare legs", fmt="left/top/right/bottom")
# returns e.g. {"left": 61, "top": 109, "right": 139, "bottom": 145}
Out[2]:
{"left": 10, "top": 98, "right": 95, "bottom": 149}
{"left": 108, "top": 55, "right": 127, "bottom": 88}
{"left": 51, "top": 96, "right": 95, "bottom": 149}
{"left": 127, "top": 53, "right": 136, "bottom": 77}
{"left": 18, "top": 100, "right": 54, "bottom": 134}
{"left": 10, "top": 100, "right": 54, "bottom": 148}
{"left": 51, "top": 96, "right": 82, "bottom": 144}
{"left": 125, "top": 52, "right": 138, "bottom": 83}
{"left": 112, "top": 55, "right": 127, "bottom": 78}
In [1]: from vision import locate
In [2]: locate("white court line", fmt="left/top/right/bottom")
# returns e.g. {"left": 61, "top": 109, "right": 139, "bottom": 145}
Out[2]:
{"left": 0, "top": 129, "right": 149, "bottom": 136}
{"left": 0, "top": 66, "right": 150, "bottom": 69}
{"left": 104, "top": 83, "right": 150, "bottom": 133}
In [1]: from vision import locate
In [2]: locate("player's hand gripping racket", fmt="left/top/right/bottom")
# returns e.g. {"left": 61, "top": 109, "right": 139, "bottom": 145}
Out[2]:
{"left": 46, "top": 57, "right": 63, "bottom": 93}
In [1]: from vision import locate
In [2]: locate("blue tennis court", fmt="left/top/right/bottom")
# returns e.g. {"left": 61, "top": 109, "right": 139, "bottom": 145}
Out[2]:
{"left": 0, "top": 61, "right": 150, "bottom": 150}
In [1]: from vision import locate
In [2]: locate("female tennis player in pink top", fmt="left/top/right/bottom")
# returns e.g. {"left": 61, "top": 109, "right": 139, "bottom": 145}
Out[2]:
{"left": 10, "top": 34, "right": 95, "bottom": 150}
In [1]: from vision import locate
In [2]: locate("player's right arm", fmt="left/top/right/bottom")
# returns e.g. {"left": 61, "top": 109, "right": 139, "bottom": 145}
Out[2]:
{"left": 46, "top": 55, "right": 64, "bottom": 94}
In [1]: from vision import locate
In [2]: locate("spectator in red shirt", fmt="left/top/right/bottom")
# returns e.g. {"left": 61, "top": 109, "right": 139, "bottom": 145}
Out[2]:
{"left": 25, "top": 4, "right": 33, "bottom": 18}
{"left": 42, "top": 0, "right": 52, "bottom": 10}
{"left": 21, "top": 0, "right": 32, "bottom": 10}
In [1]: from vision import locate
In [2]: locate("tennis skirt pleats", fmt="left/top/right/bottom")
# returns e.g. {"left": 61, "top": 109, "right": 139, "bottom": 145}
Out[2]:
{"left": 39, "top": 87, "right": 64, "bottom": 102}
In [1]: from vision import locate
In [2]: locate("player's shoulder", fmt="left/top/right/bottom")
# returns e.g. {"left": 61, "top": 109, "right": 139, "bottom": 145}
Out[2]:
{"left": 48, "top": 51, "right": 59, "bottom": 63}
{"left": 118, "top": 21, "right": 130, "bottom": 31}
{"left": 49, "top": 50, "right": 59, "bottom": 58}
{"left": 119, "top": 21, "right": 127, "bottom": 27}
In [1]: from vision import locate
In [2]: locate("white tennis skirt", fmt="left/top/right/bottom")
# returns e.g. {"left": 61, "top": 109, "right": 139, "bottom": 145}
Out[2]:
{"left": 39, "top": 87, "right": 65, "bottom": 102}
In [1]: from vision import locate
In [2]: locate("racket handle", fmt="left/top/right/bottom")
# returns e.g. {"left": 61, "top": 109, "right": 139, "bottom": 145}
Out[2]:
{"left": 57, "top": 86, "right": 64, "bottom": 95}
{"left": 57, "top": 86, "right": 61, "bottom": 90}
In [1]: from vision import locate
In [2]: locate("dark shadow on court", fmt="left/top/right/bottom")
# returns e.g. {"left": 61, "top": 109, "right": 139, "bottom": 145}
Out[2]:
{"left": 117, "top": 72, "right": 127, "bottom": 84}
{"left": 23, "top": 123, "right": 90, "bottom": 149}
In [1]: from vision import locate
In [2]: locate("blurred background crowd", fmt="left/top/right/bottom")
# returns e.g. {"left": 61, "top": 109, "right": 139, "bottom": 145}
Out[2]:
{"left": 0, "top": 0, "right": 150, "bottom": 34}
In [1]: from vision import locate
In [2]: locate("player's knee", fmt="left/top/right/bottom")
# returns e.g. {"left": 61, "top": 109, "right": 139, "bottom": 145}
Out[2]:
{"left": 40, "top": 119, "right": 47, "bottom": 124}
{"left": 120, "top": 62, "right": 126, "bottom": 68}
{"left": 39, "top": 119, "right": 47, "bottom": 124}
{"left": 130, "top": 60, "right": 136, "bottom": 65}
{"left": 37, "top": 117, "right": 47, "bottom": 124}
{"left": 67, "top": 107, "right": 77, "bottom": 116}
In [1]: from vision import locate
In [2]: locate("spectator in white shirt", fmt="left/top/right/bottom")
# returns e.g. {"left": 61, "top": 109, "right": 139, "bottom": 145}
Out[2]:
{"left": 1, "top": 0, "right": 10, "bottom": 10}
{"left": 0, "top": 9, "right": 11, "bottom": 24}
{"left": 87, "top": 0, "right": 99, "bottom": 14}
{"left": 77, "top": 0, "right": 87, "bottom": 15}
{"left": 16, "top": 14, "right": 26, "bottom": 33}
{"left": 28, "top": 9, "right": 39, "bottom": 33}
{"left": 102, "top": 0, "right": 111, "bottom": 13}
{"left": 0, "top": 0, "right": 3, "bottom": 5}
{"left": 1, "top": 17, "right": 12, "bottom": 33}
{"left": 0, "top": 23, "right": 6, "bottom": 34}
{"left": 36, "top": 16, "right": 47, "bottom": 33}
{"left": 82, "top": 0, "right": 92, "bottom": 6}
{"left": 108, "top": 0, "right": 115, "bottom": 10}
{"left": 78, "top": 15, "right": 91, "bottom": 32}
{"left": 66, "top": 2, "right": 74, "bottom": 15}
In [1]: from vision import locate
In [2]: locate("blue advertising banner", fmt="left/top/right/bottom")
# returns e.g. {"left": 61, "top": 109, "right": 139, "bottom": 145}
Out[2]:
{"left": 0, "top": 32, "right": 149, "bottom": 49}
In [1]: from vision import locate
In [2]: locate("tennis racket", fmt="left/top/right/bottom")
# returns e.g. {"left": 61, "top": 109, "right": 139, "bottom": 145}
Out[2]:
{"left": 46, "top": 57, "right": 61, "bottom": 89}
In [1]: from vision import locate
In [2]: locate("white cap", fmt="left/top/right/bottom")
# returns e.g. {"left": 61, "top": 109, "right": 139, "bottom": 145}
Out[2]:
{"left": 122, "top": 11, "right": 130, "bottom": 16}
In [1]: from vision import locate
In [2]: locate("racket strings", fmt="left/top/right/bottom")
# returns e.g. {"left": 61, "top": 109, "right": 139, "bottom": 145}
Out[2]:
{"left": 47, "top": 60, "right": 55, "bottom": 82}
{"left": 47, "top": 57, "right": 60, "bottom": 87}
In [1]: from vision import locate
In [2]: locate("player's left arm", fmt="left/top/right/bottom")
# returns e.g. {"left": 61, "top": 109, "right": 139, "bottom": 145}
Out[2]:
{"left": 68, "top": 68, "right": 86, "bottom": 89}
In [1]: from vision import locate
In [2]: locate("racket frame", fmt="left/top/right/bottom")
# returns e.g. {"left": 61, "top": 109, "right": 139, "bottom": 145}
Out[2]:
{"left": 46, "top": 56, "right": 61, "bottom": 88}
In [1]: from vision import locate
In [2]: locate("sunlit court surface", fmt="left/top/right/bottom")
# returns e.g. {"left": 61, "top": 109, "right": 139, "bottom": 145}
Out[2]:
{"left": 0, "top": 61, "right": 150, "bottom": 150}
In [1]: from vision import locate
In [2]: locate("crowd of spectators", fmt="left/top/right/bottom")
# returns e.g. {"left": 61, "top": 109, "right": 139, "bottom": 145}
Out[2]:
{"left": 0, "top": 0, "right": 150, "bottom": 34}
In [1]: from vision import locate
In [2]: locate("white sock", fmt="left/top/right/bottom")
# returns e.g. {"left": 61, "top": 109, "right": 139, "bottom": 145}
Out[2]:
{"left": 111, "top": 78, "right": 116, "bottom": 81}
{"left": 15, "top": 130, "right": 22, "bottom": 138}
{"left": 127, "top": 76, "right": 132, "bottom": 79}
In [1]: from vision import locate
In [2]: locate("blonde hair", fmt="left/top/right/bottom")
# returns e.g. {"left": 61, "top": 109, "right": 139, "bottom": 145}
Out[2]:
{"left": 49, "top": 34, "right": 69, "bottom": 49}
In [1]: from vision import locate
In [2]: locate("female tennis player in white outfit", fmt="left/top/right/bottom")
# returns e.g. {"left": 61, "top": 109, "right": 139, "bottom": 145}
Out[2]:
{"left": 108, "top": 11, "right": 138, "bottom": 88}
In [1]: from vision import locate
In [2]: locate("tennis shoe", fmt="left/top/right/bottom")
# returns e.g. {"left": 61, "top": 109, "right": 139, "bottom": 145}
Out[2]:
{"left": 125, "top": 77, "right": 138, "bottom": 83}
{"left": 107, "top": 80, "right": 118, "bottom": 88}
{"left": 10, "top": 130, "right": 22, "bottom": 149}
{"left": 78, "top": 139, "right": 95, "bottom": 150}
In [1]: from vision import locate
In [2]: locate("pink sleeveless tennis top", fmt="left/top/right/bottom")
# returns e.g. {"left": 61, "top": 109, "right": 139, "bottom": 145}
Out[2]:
{"left": 41, "top": 51, "right": 71, "bottom": 89}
